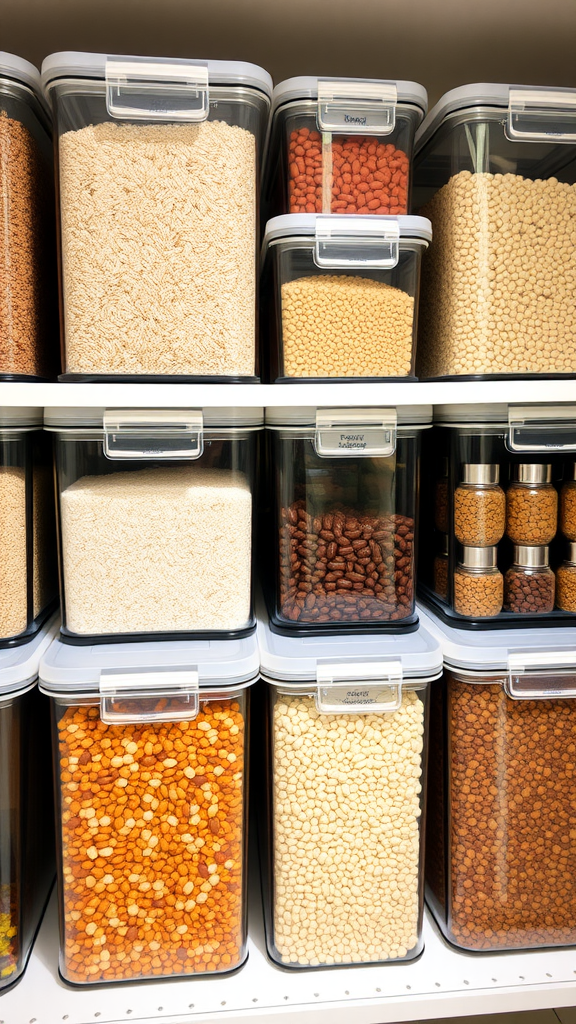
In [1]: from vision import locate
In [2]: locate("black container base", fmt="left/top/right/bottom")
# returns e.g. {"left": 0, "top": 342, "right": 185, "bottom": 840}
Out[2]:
{"left": 422, "top": 371, "right": 576, "bottom": 382}
{"left": 59, "top": 373, "right": 260, "bottom": 384}
{"left": 0, "top": 600, "right": 59, "bottom": 649}
{"left": 0, "top": 372, "right": 54, "bottom": 382}
{"left": 273, "top": 374, "right": 418, "bottom": 384}
{"left": 419, "top": 589, "right": 576, "bottom": 631}
{"left": 59, "top": 619, "right": 257, "bottom": 646}
{"left": 268, "top": 613, "right": 419, "bottom": 638}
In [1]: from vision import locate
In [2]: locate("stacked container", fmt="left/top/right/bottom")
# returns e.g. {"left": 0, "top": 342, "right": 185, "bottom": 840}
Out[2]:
{"left": 42, "top": 51, "right": 272, "bottom": 380}
{"left": 39, "top": 632, "right": 258, "bottom": 983}
{"left": 257, "top": 608, "right": 442, "bottom": 967}
{"left": 420, "top": 605, "right": 576, "bottom": 952}
{"left": 0, "top": 616, "right": 57, "bottom": 989}
{"left": 260, "top": 76, "right": 431, "bottom": 382}
{"left": 413, "top": 83, "right": 576, "bottom": 379}
{"left": 0, "top": 53, "right": 58, "bottom": 379}
{"left": 45, "top": 406, "right": 262, "bottom": 642}
{"left": 265, "top": 405, "right": 431, "bottom": 633}
{"left": 419, "top": 403, "right": 576, "bottom": 626}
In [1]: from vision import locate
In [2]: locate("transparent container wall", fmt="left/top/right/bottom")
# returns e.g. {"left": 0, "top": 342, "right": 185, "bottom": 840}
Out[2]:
{"left": 262, "top": 237, "right": 423, "bottom": 381}
{"left": 264, "top": 101, "right": 421, "bottom": 221}
{"left": 0, "top": 430, "right": 57, "bottom": 646}
{"left": 414, "top": 109, "right": 576, "bottom": 378}
{"left": 419, "top": 423, "right": 576, "bottom": 628}
{"left": 426, "top": 670, "right": 576, "bottom": 951}
{"left": 269, "top": 427, "right": 420, "bottom": 633}
{"left": 50, "top": 77, "right": 270, "bottom": 380}
{"left": 51, "top": 688, "right": 248, "bottom": 984}
{"left": 264, "top": 680, "right": 428, "bottom": 967}
{"left": 53, "top": 429, "right": 257, "bottom": 640}
{"left": 0, "top": 81, "right": 58, "bottom": 379}
{"left": 0, "top": 686, "right": 54, "bottom": 989}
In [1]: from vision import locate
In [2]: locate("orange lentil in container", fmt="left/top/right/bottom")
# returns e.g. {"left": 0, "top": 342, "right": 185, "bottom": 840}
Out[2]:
{"left": 288, "top": 129, "right": 409, "bottom": 214}
{"left": 57, "top": 699, "right": 245, "bottom": 983}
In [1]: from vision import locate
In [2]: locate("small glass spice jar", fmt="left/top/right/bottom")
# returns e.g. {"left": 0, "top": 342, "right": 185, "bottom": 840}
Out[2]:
{"left": 506, "top": 464, "right": 557, "bottom": 545}
{"left": 433, "top": 534, "right": 449, "bottom": 600}
{"left": 504, "top": 545, "right": 555, "bottom": 614}
{"left": 453, "top": 546, "right": 503, "bottom": 618}
{"left": 454, "top": 464, "right": 505, "bottom": 547}
{"left": 434, "top": 458, "right": 449, "bottom": 534}
{"left": 556, "top": 542, "right": 576, "bottom": 613}
{"left": 560, "top": 464, "right": 576, "bottom": 542}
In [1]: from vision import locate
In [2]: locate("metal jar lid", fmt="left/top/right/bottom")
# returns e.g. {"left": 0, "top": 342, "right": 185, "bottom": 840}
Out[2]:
{"left": 462, "top": 463, "right": 499, "bottom": 486}
{"left": 567, "top": 463, "right": 576, "bottom": 482}
{"left": 459, "top": 546, "right": 498, "bottom": 570}
{"left": 565, "top": 541, "right": 576, "bottom": 565}
{"left": 512, "top": 545, "right": 550, "bottom": 568}
{"left": 513, "top": 463, "right": 552, "bottom": 484}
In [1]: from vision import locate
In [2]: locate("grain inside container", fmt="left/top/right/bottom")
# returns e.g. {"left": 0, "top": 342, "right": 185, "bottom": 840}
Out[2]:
{"left": 421, "top": 604, "right": 576, "bottom": 952}
{"left": 413, "top": 84, "right": 576, "bottom": 379}
{"left": 261, "top": 214, "right": 431, "bottom": 381}
{"left": 39, "top": 631, "right": 258, "bottom": 983}
{"left": 41, "top": 52, "right": 272, "bottom": 380}
{"left": 45, "top": 406, "right": 262, "bottom": 641}
{"left": 257, "top": 605, "right": 441, "bottom": 967}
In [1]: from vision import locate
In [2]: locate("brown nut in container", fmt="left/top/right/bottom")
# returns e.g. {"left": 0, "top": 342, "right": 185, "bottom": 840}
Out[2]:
{"left": 560, "top": 464, "right": 576, "bottom": 541}
{"left": 504, "top": 545, "right": 555, "bottom": 614}
{"left": 454, "top": 464, "right": 505, "bottom": 547}
{"left": 433, "top": 534, "right": 449, "bottom": 600}
{"left": 506, "top": 464, "right": 557, "bottom": 545}
{"left": 556, "top": 542, "right": 576, "bottom": 612}
{"left": 453, "top": 546, "right": 503, "bottom": 618}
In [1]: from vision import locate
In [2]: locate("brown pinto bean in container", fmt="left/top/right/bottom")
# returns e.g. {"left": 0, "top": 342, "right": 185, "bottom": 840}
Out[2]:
{"left": 261, "top": 214, "right": 431, "bottom": 381}
{"left": 453, "top": 546, "right": 503, "bottom": 618}
{"left": 454, "top": 463, "right": 505, "bottom": 546}
{"left": 560, "top": 463, "right": 576, "bottom": 540}
{"left": 42, "top": 51, "right": 272, "bottom": 381}
{"left": 421, "top": 604, "right": 576, "bottom": 952}
{"left": 506, "top": 464, "right": 557, "bottom": 545}
{"left": 414, "top": 84, "right": 576, "bottom": 378}
{"left": 504, "top": 545, "right": 555, "bottom": 614}
{"left": 556, "top": 542, "right": 576, "bottom": 612}
{"left": 39, "top": 631, "right": 258, "bottom": 984}
{"left": 266, "top": 405, "right": 431, "bottom": 633}
{"left": 262, "top": 77, "right": 427, "bottom": 222}
{"left": 0, "top": 53, "right": 58, "bottom": 379}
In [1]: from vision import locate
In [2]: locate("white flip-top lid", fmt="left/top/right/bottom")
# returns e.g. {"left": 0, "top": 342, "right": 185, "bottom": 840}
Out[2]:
{"left": 44, "top": 407, "right": 263, "bottom": 429}
{"left": 41, "top": 51, "right": 273, "bottom": 99}
{"left": 39, "top": 632, "right": 259, "bottom": 696}
{"left": 0, "top": 51, "right": 44, "bottom": 102}
{"left": 266, "top": 405, "right": 432, "bottom": 428}
{"left": 263, "top": 214, "right": 432, "bottom": 248}
{"left": 0, "top": 407, "right": 42, "bottom": 429}
{"left": 272, "top": 76, "right": 427, "bottom": 118}
{"left": 418, "top": 604, "right": 576, "bottom": 678}
{"left": 0, "top": 615, "right": 59, "bottom": 699}
{"left": 416, "top": 82, "right": 576, "bottom": 151}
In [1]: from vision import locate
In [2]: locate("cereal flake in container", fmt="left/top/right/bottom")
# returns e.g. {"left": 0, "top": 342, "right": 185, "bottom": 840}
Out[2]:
{"left": 39, "top": 630, "right": 258, "bottom": 984}
{"left": 41, "top": 51, "right": 272, "bottom": 380}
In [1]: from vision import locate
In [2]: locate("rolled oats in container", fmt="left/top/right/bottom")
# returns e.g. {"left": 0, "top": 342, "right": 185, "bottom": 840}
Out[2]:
{"left": 414, "top": 84, "right": 576, "bottom": 378}
{"left": 42, "top": 51, "right": 272, "bottom": 380}
{"left": 421, "top": 605, "right": 576, "bottom": 952}
{"left": 258, "top": 608, "right": 441, "bottom": 967}
{"left": 46, "top": 406, "right": 262, "bottom": 641}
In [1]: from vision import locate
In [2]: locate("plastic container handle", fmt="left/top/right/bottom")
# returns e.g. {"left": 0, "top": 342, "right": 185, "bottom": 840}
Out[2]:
{"left": 314, "top": 215, "right": 400, "bottom": 269}
{"left": 507, "top": 87, "right": 576, "bottom": 143}
{"left": 316, "top": 659, "right": 403, "bottom": 714}
{"left": 103, "top": 409, "right": 204, "bottom": 460}
{"left": 106, "top": 56, "right": 209, "bottom": 122}
{"left": 507, "top": 405, "right": 576, "bottom": 452}
{"left": 314, "top": 408, "right": 397, "bottom": 458}
{"left": 99, "top": 667, "right": 200, "bottom": 723}
{"left": 317, "top": 79, "right": 397, "bottom": 134}
{"left": 507, "top": 651, "right": 576, "bottom": 699}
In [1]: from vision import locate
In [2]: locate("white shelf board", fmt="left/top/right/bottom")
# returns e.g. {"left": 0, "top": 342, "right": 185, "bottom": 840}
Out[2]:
{"left": 3, "top": 888, "right": 576, "bottom": 1024}
{"left": 1, "top": 379, "right": 576, "bottom": 410}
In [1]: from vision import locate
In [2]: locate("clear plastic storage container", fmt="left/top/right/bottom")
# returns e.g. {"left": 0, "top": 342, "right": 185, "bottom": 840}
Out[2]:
{"left": 262, "top": 77, "right": 427, "bottom": 222}
{"left": 420, "top": 605, "right": 576, "bottom": 952}
{"left": 39, "top": 633, "right": 257, "bottom": 984}
{"left": 0, "top": 616, "right": 57, "bottom": 989}
{"left": 261, "top": 214, "right": 431, "bottom": 381}
{"left": 266, "top": 405, "right": 431, "bottom": 633}
{"left": 0, "top": 53, "right": 58, "bottom": 379}
{"left": 45, "top": 406, "right": 262, "bottom": 641}
{"left": 0, "top": 409, "right": 58, "bottom": 645}
{"left": 419, "top": 403, "right": 576, "bottom": 628}
{"left": 413, "top": 83, "right": 576, "bottom": 379}
{"left": 42, "top": 51, "right": 272, "bottom": 381}
{"left": 257, "top": 609, "right": 441, "bottom": 967}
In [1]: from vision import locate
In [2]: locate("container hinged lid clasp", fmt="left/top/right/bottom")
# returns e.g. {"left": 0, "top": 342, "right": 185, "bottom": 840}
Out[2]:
{"left": 507, "top": 651, "right": 576, "bottom": 700}
{"left": 507, "top": 87, "right": 576, "bottom": 143}
{"left": 507, "top": 405, "right": 576, "bottom": 452}
{"left": 317, "top": 79, "right": 397, "bottom": 134}
{"left": 103, "top": 409, "right": 204, "bottom": 460}
{"left": 315, "top": 408, "right": 397, "bottom": 457}
{"left": 105, "top": 55, "right": 209, "bottom": 122}
{"left": 316, "top": 659, "right": 403, "bottom": 713}
{"left": 99, "top": 666, "right": 200, "bottom": 723}
{"left": 314, "top": 215, "right": 400, "bottom": 269}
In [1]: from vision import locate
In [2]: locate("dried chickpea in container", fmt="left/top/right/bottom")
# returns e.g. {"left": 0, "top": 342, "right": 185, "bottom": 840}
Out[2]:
{"left": 56, "top": 697, "right": 247, "bottom": 982}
